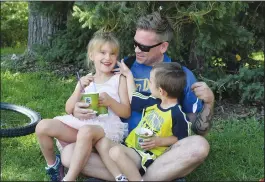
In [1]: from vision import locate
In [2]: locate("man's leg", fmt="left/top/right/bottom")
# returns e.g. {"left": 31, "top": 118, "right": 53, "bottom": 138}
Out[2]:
{"left": 63, "top": 125, "right": 105, "bottom": 181}
{"left": 61, "top": 143, "right": 114, "bottom": 181}
{"left": 143, "top": 135, "right": 210, "bottom": 181}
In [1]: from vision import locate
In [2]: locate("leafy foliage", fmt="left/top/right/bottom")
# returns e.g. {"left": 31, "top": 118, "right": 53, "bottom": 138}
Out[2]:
{"left": 1, "top": 2, "right": 28, "bottom": 47}
{"left": 200, "top": 64, "right": 264, "bottom": 105}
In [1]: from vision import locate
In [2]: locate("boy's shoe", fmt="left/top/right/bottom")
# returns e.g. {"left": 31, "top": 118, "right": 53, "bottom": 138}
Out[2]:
{"left": 45, "top": 154, "right": 64, "bottom": 181}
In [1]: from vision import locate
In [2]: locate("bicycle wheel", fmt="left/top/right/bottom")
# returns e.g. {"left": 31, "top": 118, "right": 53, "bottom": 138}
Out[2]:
{"left": 0, "top": 102, "right": 41, "bottom": 137}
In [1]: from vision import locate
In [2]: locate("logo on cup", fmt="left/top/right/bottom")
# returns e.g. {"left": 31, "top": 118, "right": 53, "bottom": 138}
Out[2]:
{"left": 84, "top": 97, "right": 92, "bottom": 104}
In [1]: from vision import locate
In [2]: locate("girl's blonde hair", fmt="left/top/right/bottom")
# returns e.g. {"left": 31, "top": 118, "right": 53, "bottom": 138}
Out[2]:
{"left": 87, "top": 31, "right": 120, "bottom": 74}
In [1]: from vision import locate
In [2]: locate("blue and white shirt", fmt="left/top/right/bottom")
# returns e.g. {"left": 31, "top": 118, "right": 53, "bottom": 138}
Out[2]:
{"left": 123, "top": 54, "right": 203, "bottom": 132}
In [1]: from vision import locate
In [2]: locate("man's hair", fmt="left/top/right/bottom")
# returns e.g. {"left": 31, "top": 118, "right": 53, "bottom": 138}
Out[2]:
{"left": 152, "top": 62, "right": 186, "bottom": 99}
{"left": 136, "top": 11, "right": 174, "bottom": 42}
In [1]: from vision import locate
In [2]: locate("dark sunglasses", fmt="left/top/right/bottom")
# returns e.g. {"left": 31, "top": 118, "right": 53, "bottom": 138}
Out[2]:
{"left": 134, "top": 40, "right": 163, "bottom": 52}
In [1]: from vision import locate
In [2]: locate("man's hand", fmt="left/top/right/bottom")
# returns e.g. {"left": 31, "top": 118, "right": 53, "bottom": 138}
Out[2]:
{"left": 140, "top": 136, "right": 162, "bottom": 150}
{"left": 73, "top": 102, "right": 96, "bottom": 120}
{"left": 99, "top": 92, "right": 113, "bottom": 107}
{"left": 191, "top": 82, "right": 214, "bottom": 107}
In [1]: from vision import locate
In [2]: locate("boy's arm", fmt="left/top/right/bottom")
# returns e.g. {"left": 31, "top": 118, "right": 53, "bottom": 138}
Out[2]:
{"left": 140, "top": 136, "right": 178, "bottom": 150}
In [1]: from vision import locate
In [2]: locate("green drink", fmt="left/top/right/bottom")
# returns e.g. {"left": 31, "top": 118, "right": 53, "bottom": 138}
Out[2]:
{"left": 81, "top": 92, "right": 99, "bottom": 112}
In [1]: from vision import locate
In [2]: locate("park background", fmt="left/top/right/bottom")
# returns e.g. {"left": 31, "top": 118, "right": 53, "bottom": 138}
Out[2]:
{"left": 1, "top": 1, "right": 264, "bottom": 181}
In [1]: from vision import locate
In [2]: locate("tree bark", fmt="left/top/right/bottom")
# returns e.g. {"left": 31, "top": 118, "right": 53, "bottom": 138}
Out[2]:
{"left": 27, "top": 2, "right": 74, "bottom": 54}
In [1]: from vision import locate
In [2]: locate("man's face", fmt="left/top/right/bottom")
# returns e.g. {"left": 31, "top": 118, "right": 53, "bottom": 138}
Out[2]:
{"left": 134, "top": 29, "right": 167, "bottom": 66}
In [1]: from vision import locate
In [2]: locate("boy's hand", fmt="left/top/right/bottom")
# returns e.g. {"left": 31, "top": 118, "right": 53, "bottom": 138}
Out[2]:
{"left": 99, "top": 92, "right": 113, "bottom": 107}
{"left": 113, "top": 59, "right": 132, "bottom": 77}
{"left": 140, "top": 136, "right": 162, "bottom": 150}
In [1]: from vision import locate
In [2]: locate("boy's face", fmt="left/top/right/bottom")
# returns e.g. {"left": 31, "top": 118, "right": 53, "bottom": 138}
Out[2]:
{"left": 149, "top": 70, "right": 160, "bottom": 98}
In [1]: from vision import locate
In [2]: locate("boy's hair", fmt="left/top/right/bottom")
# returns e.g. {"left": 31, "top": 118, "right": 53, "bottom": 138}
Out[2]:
{"left": 152, "top": 62, "right": 186, "bottom": 99}
{"left": 86, "top": 31, "right": 120, "bottom": 73}
{"left": 136, "top": 11, "right": 174, "bottom": 42}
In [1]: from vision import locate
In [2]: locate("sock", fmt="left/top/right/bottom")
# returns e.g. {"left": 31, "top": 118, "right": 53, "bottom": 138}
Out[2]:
{"left": 47, "top": 156, "right": 59, "bottom": 168}
{"left": 115, "top": 174, "right": 128, "bottom": 181}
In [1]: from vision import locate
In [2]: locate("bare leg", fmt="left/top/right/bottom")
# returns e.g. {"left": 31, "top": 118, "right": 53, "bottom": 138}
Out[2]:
{"left": 61, "top": 143, "right": 115, "bottom": 181}
{"left": 95, "top": 138, "right": 121, "bottom": 178}
{"left": 63, "top": 125, "right": 105, "bottom": 181}
{"left": 143, "top": 135, "right": 210, "bottom": 181}
{"left": 109, "top": 145, "right": 142, "bottom": 181}
{"left": 35, "top": 119, "right": 78, "bottom": 165}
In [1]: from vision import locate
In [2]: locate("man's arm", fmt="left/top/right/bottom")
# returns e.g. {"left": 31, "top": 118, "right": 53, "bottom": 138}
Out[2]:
{"left": 189, "top": 82, "right": 215, "bottom": 136}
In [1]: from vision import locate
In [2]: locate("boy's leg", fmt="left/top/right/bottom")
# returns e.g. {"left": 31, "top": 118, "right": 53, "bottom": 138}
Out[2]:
{"left": 63, "top": 125, "right": 105, "bottom": 181}
{"left": 109, "top": 145, "right": 142, "bottom": 181}
{"left": 143, "top": 135, "right": 210, "bottom": 181}
{"left": 35, "top": 119, "right": 78, "bottom": 165}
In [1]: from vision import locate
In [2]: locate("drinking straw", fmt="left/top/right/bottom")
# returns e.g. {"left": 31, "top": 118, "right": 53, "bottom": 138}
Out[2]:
{"left": 76, "top": 72, "right": 85, "bottom": 93}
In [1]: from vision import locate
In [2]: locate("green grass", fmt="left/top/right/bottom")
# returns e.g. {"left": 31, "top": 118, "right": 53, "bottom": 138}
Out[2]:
{"left": 1, "top": 70, "right": 264, "bottom": 181}
{"left": 1, "top": 46, "right": 27, "bottom": 55}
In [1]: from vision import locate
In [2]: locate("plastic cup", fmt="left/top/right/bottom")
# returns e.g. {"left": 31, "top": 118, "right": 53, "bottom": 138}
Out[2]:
{"left": 98, "top": 106, "right": 108, "bottom": 115}
{"left": 135, "top": 127, "right": 153, "bottom": 150}
{"left": 81, "top": 92, "right": 99, "bottom": 112}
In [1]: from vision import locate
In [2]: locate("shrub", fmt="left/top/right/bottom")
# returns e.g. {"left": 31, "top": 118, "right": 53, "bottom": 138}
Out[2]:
{"left": 1, "top": 2, "right": 28, "bottom": 47}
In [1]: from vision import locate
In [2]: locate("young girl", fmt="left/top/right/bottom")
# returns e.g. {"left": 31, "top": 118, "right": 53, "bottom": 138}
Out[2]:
{"left": 35, "top": 31, "right": 130, "bottom": 181}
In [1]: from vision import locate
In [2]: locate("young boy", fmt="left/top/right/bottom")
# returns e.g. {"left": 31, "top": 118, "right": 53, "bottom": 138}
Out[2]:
{"left": 95, "top": 61, "right": 192, "bottom": 181}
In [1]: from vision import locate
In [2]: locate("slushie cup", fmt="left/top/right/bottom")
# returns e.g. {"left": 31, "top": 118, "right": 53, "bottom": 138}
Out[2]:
{"left": 135, "top": 127, "right": 154, "bottom": 150}
{"left": 81, "top": 92, "right": 99, "bottom": 113}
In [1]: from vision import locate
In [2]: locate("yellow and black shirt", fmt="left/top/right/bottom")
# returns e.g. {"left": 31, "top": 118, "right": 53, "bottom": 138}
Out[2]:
{"left": 125, "top": 92, "right": 191, "bottom": 157}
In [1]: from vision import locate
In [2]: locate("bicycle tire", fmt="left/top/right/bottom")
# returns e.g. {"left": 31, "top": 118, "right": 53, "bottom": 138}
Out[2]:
{"left": 0, "top": 102, "right": 41, "bottom": 137}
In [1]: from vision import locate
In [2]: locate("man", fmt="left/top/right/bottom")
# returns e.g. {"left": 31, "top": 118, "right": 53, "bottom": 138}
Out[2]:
{"left": 61, "top": 11, "right": 214, "bottom": 181}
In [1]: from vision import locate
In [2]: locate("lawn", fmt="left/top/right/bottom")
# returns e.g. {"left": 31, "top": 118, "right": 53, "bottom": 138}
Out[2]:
{"left": 1, "top": 69, "right": 263, "bottom": 181}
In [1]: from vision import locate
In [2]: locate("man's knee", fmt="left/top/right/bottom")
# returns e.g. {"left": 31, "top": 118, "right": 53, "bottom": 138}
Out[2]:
{"left": 109, "top": 146, "right": 123, "bottom": 162}
{"left": 61, "top": 144, "right": 75, "bottom": 168}
{"left": 178, "top": 135, "right": 210, "bottom": 162}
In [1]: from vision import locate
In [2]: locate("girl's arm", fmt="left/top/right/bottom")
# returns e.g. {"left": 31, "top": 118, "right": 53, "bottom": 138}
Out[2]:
{"left": 65, "top": 84, "right": 82, "bottom": 114}
{"left": 99, "top": 75, "right": 131, "bottom": 118}
{"left": 65, "top": 74, "right": 94, "bottom": 114}
{"left": 126, "top": 72, "right": 136, "bottom": 102}
{"left": 115, "top": 59, "right": 136, "bottom": 102}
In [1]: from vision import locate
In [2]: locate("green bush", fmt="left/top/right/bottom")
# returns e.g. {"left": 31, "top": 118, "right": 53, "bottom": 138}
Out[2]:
{"left": 1, "top": 2, "right": 28, "bottom": 47}
{"left": 201, "top": 64, "right": 264, "bottom": 105}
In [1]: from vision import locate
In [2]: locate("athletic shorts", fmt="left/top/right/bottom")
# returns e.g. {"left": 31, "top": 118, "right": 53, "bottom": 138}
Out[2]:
{"left": 122, "top": 142, "right": 156, "bottom": 176}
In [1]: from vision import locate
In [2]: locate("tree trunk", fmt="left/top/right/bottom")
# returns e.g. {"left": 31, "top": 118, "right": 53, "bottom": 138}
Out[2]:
{"left": 27, "top": 2, "right": 74, "bottom": 54}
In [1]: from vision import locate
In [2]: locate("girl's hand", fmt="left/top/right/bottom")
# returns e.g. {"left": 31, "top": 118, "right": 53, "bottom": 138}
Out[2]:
{"left": 140, "top": 136, "right": 162, "bottom": 150}
{"left": 113, "top": 59, "right": 132, "bottom": 77}
{"left": 80, "top": 74, "right": 94, "bottom": 87}
{"left": 99, "top": 92, "right": 113, "bottom": 107}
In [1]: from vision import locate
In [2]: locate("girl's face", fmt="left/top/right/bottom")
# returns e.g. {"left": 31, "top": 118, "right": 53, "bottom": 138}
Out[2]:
{"left": 90, "top": 43, "right": 118, "bottom": 74}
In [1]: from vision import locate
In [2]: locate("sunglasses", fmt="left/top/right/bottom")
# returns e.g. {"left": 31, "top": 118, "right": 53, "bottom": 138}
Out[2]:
{"left": 134, "top": 40, "right": 163, "bottom": 52}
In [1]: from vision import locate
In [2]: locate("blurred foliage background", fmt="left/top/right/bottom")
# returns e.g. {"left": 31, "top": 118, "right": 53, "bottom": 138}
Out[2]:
{"left": 1, "top": 1, "right": 264, "bottom": 106}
